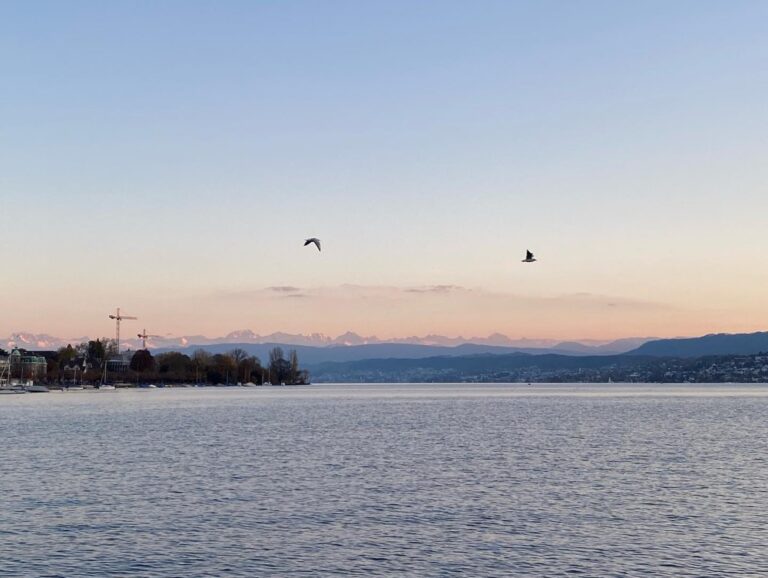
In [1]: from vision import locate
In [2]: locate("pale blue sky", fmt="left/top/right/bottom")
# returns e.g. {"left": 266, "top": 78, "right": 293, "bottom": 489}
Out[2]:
{"left": 1, "top": 1, "right": 767, "bottom": 338}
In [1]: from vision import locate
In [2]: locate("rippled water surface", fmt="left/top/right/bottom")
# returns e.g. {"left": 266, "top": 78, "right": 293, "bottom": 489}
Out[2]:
{"left": 2, "top": 384, "right": 768, "bottom": 577}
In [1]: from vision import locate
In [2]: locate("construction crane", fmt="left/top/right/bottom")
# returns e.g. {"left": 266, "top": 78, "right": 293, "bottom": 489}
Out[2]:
{"left": 108, "top": 307, "right": 137, "bottom": 354}
{"left": 137, "top": 329, "right": 161, "bottom": 350}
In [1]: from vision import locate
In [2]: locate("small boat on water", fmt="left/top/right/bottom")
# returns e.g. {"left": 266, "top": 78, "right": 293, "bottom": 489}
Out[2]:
{"left": 25, "top": 384, "right": 49, "bottom": 393}
{"left": 0, "top": 380, "right": 47, "bottom": 393}
{"left": 0, "top": 388, "right": 27, "bottom": 395}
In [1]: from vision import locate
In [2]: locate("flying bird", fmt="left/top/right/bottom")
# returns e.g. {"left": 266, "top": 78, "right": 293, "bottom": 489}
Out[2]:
{"left": 522, "top": 250, "right": 537, "bottom": 263}
{"left": 304, "top": 238, "right": 321, "bottom": 251}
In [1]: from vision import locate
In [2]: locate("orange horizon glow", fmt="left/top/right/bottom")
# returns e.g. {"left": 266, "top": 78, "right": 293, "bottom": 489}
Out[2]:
{"left": 2, "top": 284, "right": 766, "bottom": 344}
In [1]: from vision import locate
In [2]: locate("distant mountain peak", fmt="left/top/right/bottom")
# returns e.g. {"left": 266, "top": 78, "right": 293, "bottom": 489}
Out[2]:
{"left": 335, "top": 331, "right": 370, "bottom": 345}
{"left": 5, "top": 332, "right": 89, "bottom": 350}
{"left": 225, "top": 329, "right": 259, "bottom": 340}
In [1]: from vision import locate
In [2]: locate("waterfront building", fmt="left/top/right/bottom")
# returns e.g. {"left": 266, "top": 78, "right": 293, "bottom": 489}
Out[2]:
{"left": 0, "top": 349, "right": 48, "bottom": 384}
{"left": 105, "top": 351, "right": 132, "bottom": 373}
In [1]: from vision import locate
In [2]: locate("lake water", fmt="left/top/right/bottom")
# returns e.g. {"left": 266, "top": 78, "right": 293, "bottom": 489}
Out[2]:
{"left": 1, "top": 384, "right": 767, "bottom": 577}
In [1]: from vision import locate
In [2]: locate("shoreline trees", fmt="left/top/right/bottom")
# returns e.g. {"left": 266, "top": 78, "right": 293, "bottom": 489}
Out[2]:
{"left": 24, "top": 342, "right": 310, "bottom": 386}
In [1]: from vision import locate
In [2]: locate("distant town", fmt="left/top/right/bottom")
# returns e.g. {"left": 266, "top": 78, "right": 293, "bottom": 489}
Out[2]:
{"left": 309, "top": 352, "right": 768, "bottom": 384}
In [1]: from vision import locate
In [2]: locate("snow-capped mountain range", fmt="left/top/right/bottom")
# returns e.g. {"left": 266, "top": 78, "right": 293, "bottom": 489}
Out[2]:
{"left": 3, "top": 330, "right": 653, "bottom": 354}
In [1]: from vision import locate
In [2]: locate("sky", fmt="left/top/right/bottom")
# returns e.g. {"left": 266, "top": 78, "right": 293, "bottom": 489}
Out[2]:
{"left": 1, "top": 1, "right": 767, "bottom": 341}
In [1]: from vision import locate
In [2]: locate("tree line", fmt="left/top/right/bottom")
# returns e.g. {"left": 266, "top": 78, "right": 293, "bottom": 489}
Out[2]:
{"left": 40, "top": 340, "right": 309, "bottom": 385}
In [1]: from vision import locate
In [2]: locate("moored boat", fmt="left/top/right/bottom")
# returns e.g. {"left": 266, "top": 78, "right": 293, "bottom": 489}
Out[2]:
{"left": 0, "top": 388, "right": 27, "bottom": 394}
{"left": 25, "top": 384, "right": 49, "bottom": 393}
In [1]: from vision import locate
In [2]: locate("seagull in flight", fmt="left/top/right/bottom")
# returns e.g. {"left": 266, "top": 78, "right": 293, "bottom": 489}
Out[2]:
{"left": 522, "top": 250, "right": 536, "bottom": 263}
{"left": 304, "top": 238, "right": 321, "bottom": 251}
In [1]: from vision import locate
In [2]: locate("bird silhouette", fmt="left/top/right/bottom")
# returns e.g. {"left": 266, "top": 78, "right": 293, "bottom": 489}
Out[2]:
{"left": 304, "top": 238, "right": 321, "bottom": 251}
{"left": 522, "top": 250, "right": 536, "bottom": 263}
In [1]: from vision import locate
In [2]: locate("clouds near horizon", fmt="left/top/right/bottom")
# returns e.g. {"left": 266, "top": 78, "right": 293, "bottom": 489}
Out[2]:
{"left": 200, "top": 283, "right": 689, "bottom": 340}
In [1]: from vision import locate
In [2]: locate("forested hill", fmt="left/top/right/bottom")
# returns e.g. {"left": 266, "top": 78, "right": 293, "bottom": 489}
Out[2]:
{"left": 629, "top": 332, "right": 768, "bottom": 357}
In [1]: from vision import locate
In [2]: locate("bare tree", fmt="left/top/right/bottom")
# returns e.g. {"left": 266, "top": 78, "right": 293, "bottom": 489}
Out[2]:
{"left": 268, "top": 347, "right": 286, "bottom": 384}
{"left": 289, "top": 350, "right": 299, "bottom": 384}
{"left": 229, "top": 348, "right": 248, "bottom": 365}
